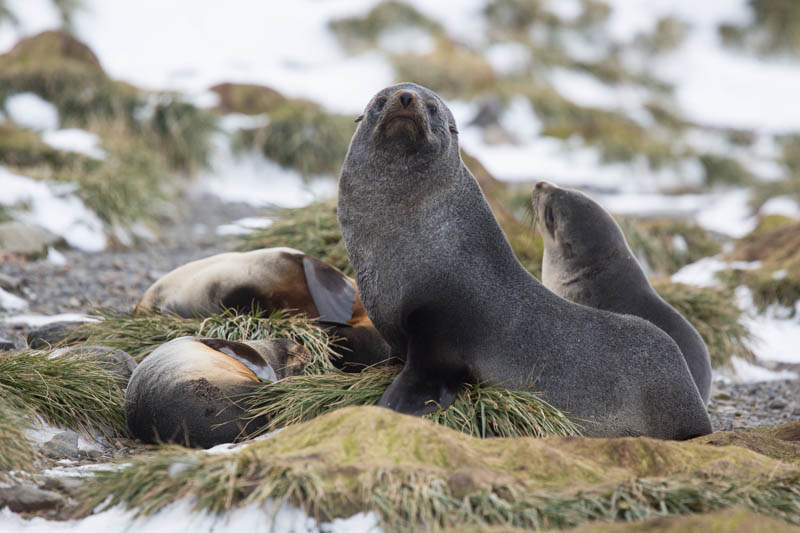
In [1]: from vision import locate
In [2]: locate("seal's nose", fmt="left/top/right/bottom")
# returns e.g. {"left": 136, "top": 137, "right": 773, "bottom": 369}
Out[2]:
{"left": 399, "top": 91, "right": 415, "bottom": 108}
{"left": 535, "top": 181, "right": 553, "bottom": 190}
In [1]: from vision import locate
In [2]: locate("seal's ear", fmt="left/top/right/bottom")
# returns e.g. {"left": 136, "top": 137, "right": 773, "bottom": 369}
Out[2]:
{"left": 449, "top": 124, "right": 459, "bottom": 134}
{"left": 354, "top": 115, "right": 364, "bottom": 123}
{"left": 302, "top": 256, "right": 356, "bottom": 326}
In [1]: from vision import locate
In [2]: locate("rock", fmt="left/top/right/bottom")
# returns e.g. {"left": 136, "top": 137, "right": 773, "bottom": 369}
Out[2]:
{"left": 468, "top": 97, "right": 503, "bottom": 127}
{"left": 49, "top": 345, "right": 137, "bottom": 383}
{"left": 0, "top": 485, "right": 65, "bottom": 513}
{"left": 769, "top": 398, "right": 788, "bottom": 409}
{"left": 40, "top": 431, "right": 80, "bottom": 459}
{"left": 0, "top": 272, "right": 21, "bottom": 291}
{"left": 0, "top": 222, "right": 61, "bottom": 258}
{"left": 26, "top": 321, "right": 86, "bottom": 349}
{"left": 0, "top": 336, "right": 16, "bottom": 351}
{"left": 40, "top": 476, "right": 84, "bottom": 496}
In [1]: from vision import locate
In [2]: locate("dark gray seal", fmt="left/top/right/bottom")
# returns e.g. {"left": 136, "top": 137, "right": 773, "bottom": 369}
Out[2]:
{"left": 338, "top": 82, "right": 711, "bottom": 439}
{"left": 531, "top": 181, "right": 712, "bottom": 405}
{"left": 125, "top": 336, "right": 307, "bottom": 448}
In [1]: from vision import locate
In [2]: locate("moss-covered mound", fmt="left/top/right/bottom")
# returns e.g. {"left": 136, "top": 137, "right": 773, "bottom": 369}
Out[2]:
{"left": 724, "top": 218, "right": 800, "bottom": 312}
{"left": 697, "top": 421, "right": 800, "bottom": 465}
{"left": 0, "top": 30, "right": 138, "bottom": 126}
{"left": 84, "top": 406, "right": 800, "bottom": 530}
{"left": 653, "top": 281, "right": 754, "bottom": 368}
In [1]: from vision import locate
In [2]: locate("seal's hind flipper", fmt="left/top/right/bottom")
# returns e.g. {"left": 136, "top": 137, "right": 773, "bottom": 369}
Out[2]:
{"left": 302, "top": 256, "right": 356, "bottom": 326}
{"left": 378, "top": 364, "right": 461, "bottom": 416}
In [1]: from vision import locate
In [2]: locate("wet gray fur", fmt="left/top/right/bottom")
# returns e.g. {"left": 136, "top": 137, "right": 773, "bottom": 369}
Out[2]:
{"left": 533, "top": 183, "right": 712, "bottom": 405}
{"left": 338, "top": 82, "right": 711, "bottom": 439}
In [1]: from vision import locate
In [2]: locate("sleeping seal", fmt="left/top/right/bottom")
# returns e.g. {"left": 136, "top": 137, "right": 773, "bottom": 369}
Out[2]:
{"left": 337, "top": 82, "right": 711, "bottom": 439}
{"left": 531, "top": 181, "right": 712, "bottom": 405}
{"left": 135, "top": 248, "right": 393, "bottom": 370}
{"left": 125, "top": 336, "right": 307, "bottom": 448}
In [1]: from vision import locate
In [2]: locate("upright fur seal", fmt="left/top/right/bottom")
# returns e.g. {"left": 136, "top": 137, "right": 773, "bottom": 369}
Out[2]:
{"left": 531, "top": 181, "right": 712, "bottom": 405}
{"left": 135, "top": 248, "right": 393, "bottom": 370}
{"left": 338, "top": 82, "right": 711, "bottom": 439}
{"left": 125, "top": 336, "right": 307, "bottom": 448}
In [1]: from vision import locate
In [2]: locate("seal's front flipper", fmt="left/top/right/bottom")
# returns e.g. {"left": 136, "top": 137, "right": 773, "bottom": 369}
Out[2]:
{"left": 302, "top": 256, "right": 356, "bottom": 326}
{"left": 378, "top": 364, "right": 461, "bottom": 416}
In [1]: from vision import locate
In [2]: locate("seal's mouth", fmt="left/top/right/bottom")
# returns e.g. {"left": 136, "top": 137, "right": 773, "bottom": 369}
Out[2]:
{"left": 376, "top": 89, "right": 430, "bottom": 146}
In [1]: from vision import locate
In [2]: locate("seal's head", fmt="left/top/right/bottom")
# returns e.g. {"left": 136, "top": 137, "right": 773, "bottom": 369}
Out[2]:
{"left": 350, "top": 83, "right": 459, "bottom": 161}
{"left": 531, "top": 181, "right": 628, "bottom": 271}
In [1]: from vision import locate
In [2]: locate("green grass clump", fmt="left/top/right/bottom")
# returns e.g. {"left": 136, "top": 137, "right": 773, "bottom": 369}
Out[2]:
{"left": 719, "top": 0, "right": 800, "bottom": 56}
{"left": 617, "top": 216, "right": 722, "bottom": 276}
{"left": 392, "top": 40, "right": 497, "bottom": 99}
{"left": 723, "top": 219, "right": 800, "bottom": 313}
{"left": 699, "top": 154, "right": 753, "bottom": 186}
{"left": 243, "top": 366, "right": 579, "bottom": 439}
{"left": 654, "top": 281, "right": 754, "bottom": 368}
{"left": 635, "top": 16, "right": 689, "bottom": 55}
{"left": 329, "top": 0, "right": 443, "bottom": 52}
{"left": 210, "top": 82, "right": 286, "bottom": 115}
{"left": 0, "top": 401, "right": 39, "bottom": 481}
{"left": 0, "top": 349, "right": 126, "bottom": 436}
{"left": 234, "top": 100, "right": 354, "bottom": 177}
{"left": 237, "top": 199, "right": 353, "bottom": 275}
{"left": 0, "top": 122, "right": 79, "bottom": 168}
{"left": 72, "top": 308, "right": 339, "bottom": 371}
{"left": 141, "top": 94, "right": 217, "bottom": 174}
{"left": 81, "top": 407, "right": 800, "bottom": 530}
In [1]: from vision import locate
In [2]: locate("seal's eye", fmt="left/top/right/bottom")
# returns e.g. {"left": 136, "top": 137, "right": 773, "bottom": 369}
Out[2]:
{"left": 426, "top": 104, "right": 438, "bottom": 116}
{"left": 545, "top": 206, "right": 555, "bottom": 235}
{"left": 375, "top": 97, "right": 387, "bottom": 111}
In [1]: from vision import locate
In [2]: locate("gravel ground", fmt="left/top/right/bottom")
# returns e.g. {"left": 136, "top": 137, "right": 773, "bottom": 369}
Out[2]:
{"left": 0, "top": 190, "right": 798, "bottom": 433}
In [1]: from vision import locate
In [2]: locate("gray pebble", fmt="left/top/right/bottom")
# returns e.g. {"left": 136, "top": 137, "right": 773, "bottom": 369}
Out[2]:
{"left": 0, "top": 485, "right": 65, "bottom": 513}
{"left": 40, "top": 431, "right": 80, "bottom": 459}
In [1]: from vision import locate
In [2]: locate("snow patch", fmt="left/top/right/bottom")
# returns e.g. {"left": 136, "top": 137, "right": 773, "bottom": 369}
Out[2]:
{"left": 1, "top": 313, "right": 100, "bottom": 328}
{"left": 760, "top": 196, "right": 800, "bottom": 219}
{"left": 735, "top": 286, "right": 800, "bottom": 365}
{"left": 216, "top": 217, "right": 273, "bottom": 236}
{"left": 0, "top": 287, "right": 28, "bottom": 312}
{"left": 4, "top": 93, "right": 59, "bottom": 131}
{"left": 42, "top": 129, "right": 106, "bottom": 159}
{"left": 695, "top": 188, "right": 757, "bottom": 238}
{"left": 0, "top": 168, "right": 107, "bottom": 251}
{"left": 0, "top": 500, "right": 383, "bottom": 533}
{"left": 671, "top": 256, "right": 762, "bottom": 287}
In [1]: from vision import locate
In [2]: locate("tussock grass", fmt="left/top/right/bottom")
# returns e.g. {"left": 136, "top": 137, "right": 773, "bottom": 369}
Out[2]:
{"left": 654, "top": 281, "right": 754, "bottom": 368}
{"left": 237, "top": 199, "right": 353, "bottom": 275}
{"left": 0, "top": 350, "right": 125, "bottom": 436}
{"left": 234, "top": 100, "right": 354, "bottom": 177}
{"left": 71, "top": 308, "right": 339, "bottom": 371}
{"left": 0, "top": 402, "right": 39, "bottom": 481}
{"left": 617, "top": 216, "right": 721, "bottom": 276}
{"left": 243, "top": 366, "right": 579, "bottom": 439}
{"left": 329, "top": 0, "right": 443, "bottom": 52}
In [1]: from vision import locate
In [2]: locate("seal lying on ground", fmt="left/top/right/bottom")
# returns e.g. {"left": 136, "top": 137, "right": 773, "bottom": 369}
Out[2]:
{"left": 125, "top": 336, "right": 308, "bottom": 448}
{"left": 338, "top": 82, "right": 711, "bottom": 439}
{"left": 135, "top": 248, "right": 393, "bottom": 370}
{"left": 531, "top": 181, "right": 712, "bottom": 405}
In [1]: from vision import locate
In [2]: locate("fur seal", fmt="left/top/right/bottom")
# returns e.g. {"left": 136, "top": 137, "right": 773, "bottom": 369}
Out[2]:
{"left": 135, "top": 248, "right": 393, "bottom": 370}
{"left": 125, "top": 336, "right": 307, "bottom": 448}
{"left": 338, "top": 82, "right": 711, "bottom": 439}
{"left": 531, "top": 181, "right": 712, "bottom": 405}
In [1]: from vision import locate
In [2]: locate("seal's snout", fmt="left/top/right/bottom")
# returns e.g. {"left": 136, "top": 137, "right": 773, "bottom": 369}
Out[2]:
{"left": 535, "top": 181, "right": 554, "bottom": 191}
{"left": 399, "top": 91, "right": 415, "bottom": 108}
